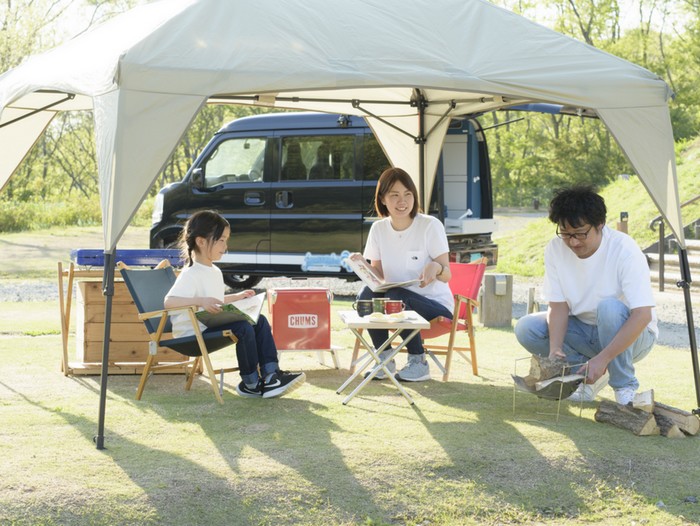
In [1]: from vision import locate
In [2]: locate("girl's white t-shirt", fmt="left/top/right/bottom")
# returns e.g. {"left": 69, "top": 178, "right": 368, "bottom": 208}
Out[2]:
{"left": 363, "top": 213, "right": 453, "bottom": 312}
{"left": 543, "top": 225, "right": 658, "bottom": 336}
{"left": 165, "top": 261, "right": 225, "bottom": 337}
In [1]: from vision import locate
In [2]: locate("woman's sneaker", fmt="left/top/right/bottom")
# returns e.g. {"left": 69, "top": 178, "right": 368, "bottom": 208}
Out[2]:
{"left": 236, "top": 380, "right": 263, "bottom": 398}
{"left": 262, "top": 370, "right": 306, "bottom": 399}
{"left": 364, "top": 349, "right": 396, "bottom": 380}
{"left": 395, "top": 353, "right": 431, "bottom": 382}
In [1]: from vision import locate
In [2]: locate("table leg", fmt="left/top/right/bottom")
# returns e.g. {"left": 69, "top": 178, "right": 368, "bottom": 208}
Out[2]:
{"left": 336, "top": 329, "right": 387, "bottom": 394}
{"left": 341, "top": 328, "right": 422, "bottom": 406}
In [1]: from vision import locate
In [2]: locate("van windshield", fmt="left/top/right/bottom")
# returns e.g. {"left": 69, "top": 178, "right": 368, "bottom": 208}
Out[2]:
{"left": 202, "top": 137, "right": 266, "bottom": 187}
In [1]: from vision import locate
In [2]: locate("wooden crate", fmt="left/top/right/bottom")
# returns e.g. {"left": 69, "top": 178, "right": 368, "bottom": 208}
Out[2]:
{"left": 74, "top": 280, "right": 188, "bottom": 368}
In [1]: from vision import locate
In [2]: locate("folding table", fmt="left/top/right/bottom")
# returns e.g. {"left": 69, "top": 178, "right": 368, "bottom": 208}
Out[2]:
{"left": 336, "top": 310, "right": 430, "bottom": 405}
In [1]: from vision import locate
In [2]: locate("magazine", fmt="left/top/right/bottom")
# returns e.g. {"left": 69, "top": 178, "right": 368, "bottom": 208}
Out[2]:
{"left": 196, "top": 292, "right": 265, "bottom": 328}
{"left": 345, "top": 252, "right": 421, "bottom": 293}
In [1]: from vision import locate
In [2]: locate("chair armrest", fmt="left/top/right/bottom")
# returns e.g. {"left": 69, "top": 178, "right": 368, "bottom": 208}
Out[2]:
{"left": 138, "top": 304, "right": 197, "bottom": 321}
{"left": 454, "top": 293, "right": 479, "bottom": 308}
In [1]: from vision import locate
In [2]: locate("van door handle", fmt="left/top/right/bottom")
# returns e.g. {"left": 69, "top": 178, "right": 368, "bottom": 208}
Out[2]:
{"left": 275, "top": 191, "right": 294, "bottom": 209}
{"left": 244, "top": 191, "right": 265, "bottom": 206}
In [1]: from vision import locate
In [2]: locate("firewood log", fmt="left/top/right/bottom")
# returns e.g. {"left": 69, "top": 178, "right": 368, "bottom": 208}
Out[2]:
{"left": 632, "top": 389, "right": 654, "bottom": 412}
{"left": 522, "top": 356, "right": 571, "bottom": 387}
{"left": 595, "top": 400, "right": 660, "bottom": 436}
{"left": 654, "top": 413, "right": 685, "bottom": 438}
{"left": 654, "top": 402, "right": 700, "bottom": 436}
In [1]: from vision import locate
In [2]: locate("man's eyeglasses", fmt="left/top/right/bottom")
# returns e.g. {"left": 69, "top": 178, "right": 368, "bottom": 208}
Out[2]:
{"left": 556, "top": 224, "right": 593, "bottom": 241}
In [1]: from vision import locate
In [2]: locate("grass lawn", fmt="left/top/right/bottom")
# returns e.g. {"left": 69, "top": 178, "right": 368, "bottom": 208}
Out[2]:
{"left": 1, "top": 297, "right": 699, "bottom": 526}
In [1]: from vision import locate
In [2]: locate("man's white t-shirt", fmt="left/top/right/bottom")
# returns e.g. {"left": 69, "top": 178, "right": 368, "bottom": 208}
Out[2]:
{"left": 165, "top": 261, "right": 226, "bottom": 338}
{"left": 363, "top": 213, "right": 453, "bottom": 312}
{"left": 543, "top": 225, "right": 658, "bottom": 336}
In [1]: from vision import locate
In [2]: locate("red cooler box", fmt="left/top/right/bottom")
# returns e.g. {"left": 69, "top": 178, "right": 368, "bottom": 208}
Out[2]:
{"left": 267, "top": 288, "right": 332, "bottom": 350}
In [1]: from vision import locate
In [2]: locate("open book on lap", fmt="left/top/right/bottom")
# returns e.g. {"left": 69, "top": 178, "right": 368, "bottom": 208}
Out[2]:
{"left": 196, "top": 292, "right": 265, "bottom": 328}
{"left": 345, "top": 252, "right": 420, "bottom": 293}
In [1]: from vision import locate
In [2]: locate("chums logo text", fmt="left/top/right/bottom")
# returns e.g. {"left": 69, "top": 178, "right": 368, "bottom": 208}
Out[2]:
{"left": 287, "top": 314, "right": 318, "bottom": 328}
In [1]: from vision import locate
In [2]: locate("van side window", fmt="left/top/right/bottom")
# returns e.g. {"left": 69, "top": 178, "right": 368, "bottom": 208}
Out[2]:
{"left": 363, "top": 134, "right": 390, "bottom": 181}
{"left": 202, "top": 137, "right": 265, "bottom": 188}
{"left": 280, "top": 135, "right": 356, "bottom": 180}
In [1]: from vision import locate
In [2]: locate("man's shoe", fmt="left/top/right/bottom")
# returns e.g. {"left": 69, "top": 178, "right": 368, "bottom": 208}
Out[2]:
{"left": 236, "top": 380, "right": 263, "bottom": 398}
{"left": 364, "top": 349, "right": 396, "bottom": 380}
{"left": 395, "top": 353, "right": 431, "bottom": 382}
{"left": 614, "top": 386, "right": 637, "bottom": 406}
{"left": 262, "top": 370, "right": 306, "bottom": 399}
{"left": 567, "top": 372, "right": 608, "bottom": 402}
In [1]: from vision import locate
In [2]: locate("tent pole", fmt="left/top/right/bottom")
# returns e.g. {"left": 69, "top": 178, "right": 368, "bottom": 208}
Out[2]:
{"left": 413, "top": 89, "right": 427, "bottom": 210}
{"left": 677, "top": 248, "right": 700, "bottom": 412}
{"left": 95, "top": 251, "right": 116, "bottom": 449}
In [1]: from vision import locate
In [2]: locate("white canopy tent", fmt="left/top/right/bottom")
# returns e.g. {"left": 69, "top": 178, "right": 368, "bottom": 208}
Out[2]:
{"left": 0, "top": 0, "right": 696, "bottom": 445}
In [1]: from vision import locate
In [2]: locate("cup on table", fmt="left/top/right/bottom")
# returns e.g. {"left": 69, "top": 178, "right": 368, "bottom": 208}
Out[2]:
{"left": 385, "top": 300, "right": 405, "bottom": 314}
{"left": 352, "top": 300, "right": 374, "bottom": 317}
{"left": 372, "top": 297, "right": 387, "bottom": 314}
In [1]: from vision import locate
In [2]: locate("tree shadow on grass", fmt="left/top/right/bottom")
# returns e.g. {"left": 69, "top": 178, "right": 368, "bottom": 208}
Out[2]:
{"left": 100, "top": 373, "right": 386, "bottom": 525}
{"left": 0, "top": 380, "right": 266, "bottom": 526}
{"left": 411, "top": 379, "right": 700, "bottom": 524}
{"left": 300, "top": 356, "right": 700, "bottom": 524}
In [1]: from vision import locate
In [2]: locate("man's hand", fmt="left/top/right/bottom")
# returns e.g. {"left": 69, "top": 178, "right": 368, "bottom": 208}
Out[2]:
{"left": 548, "top": 348, "right": 566, "bottom": 360}
{"left": 578, "top": 354, "right": 607, "bottom": 383}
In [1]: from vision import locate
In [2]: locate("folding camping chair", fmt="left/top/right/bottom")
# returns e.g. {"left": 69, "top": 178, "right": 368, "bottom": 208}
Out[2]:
{"left": 421, "top": 258, "right": 487, "bottom": 380}
{"left": 118, "top": 261, "right": 239, "bottom": 404}
{"left": 349, "top": 258, "right": 487, "bottom": 381}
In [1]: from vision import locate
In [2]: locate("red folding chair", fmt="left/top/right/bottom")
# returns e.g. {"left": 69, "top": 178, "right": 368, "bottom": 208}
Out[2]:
{"left": 421, "top": 258, "right": 487, "bottom": 380}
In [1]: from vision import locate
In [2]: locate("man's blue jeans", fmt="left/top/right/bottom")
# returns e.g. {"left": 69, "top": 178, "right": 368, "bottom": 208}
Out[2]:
{"left": 514, "top": 298, "right": 656, "bottom": 390}
{"left": 358, "top": 286, "right": 453, "bottom": 355}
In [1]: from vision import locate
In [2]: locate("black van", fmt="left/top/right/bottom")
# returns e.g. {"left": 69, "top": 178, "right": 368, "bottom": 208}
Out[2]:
{"left": 150, "top": 112, "right": 496, "bottom": 288}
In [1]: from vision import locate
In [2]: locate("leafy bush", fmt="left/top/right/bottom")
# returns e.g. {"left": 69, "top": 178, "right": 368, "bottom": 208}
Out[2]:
{"left": 0, "top": 196, "right": 154, "bottom": 233}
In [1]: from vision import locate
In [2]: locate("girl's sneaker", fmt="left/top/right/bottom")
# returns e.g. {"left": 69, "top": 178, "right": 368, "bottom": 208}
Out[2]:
{"left": 236, "top": 381, "right": 263, "bottom": 398}
{"left": 262, "top": 370, "right": 306, "bottom": 399}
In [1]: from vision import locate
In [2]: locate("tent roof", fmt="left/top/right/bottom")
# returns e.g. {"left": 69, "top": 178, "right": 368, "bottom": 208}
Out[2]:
{"left": 0, "top": 0, "right": 682, "bottom": 250}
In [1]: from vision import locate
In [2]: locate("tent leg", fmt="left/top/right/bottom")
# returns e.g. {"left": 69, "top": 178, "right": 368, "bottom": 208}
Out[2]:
{"left": 95, "top": 251, "right": 116, "bottom": 450}
{"left": 677, "top": 248, "right": 700, "bottom": 413}
{"left": 413, "top": 88, "right": 427, "bottom": 211}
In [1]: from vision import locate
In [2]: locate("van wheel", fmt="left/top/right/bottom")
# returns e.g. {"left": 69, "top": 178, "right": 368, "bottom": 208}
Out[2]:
{"left": 223, "top": 273, "right": 263, "bottom": 290}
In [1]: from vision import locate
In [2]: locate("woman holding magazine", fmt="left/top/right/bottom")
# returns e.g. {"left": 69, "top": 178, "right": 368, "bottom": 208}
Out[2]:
{"left": 164, "top": 210, "right": 305, "bottom": 399}
{"left": 357, "top": 167, "right": 453, "bottom": 382}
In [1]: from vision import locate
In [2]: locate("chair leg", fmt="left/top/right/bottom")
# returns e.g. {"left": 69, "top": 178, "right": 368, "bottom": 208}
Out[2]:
{"left": 199, "top": 350, "right": 224, "bottom": 404}
{"left": 464, "top": 310, "right": 478, "bottom": 376}
{"left": 442, "top": 331, "right": 458, "bottom": 382}
{"left": 468, "top": 321, "right": 478, "bottom": 376}
{"left": 185, "top": 357, "right": 201, "bottom": 391}
{"left": 136, "top": 353, "right": 157, "bottom": 400}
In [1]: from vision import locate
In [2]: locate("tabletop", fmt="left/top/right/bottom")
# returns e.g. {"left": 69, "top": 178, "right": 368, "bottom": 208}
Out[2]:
{"left": 338, "top": 310, "right": 430, "bottom": 330}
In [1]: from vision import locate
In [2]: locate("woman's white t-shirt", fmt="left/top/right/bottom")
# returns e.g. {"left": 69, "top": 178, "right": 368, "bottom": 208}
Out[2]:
{"left": 363, "top": 213, "right": 453, "bottom": 312}
{"left": 543, "top": 225, "right": 658, "bottom": 336}
{"left": 165, "top": 261, "right": 225, "bottom": 338}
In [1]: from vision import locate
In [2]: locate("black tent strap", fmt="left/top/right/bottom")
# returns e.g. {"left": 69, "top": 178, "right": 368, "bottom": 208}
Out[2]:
{"left": 0, "top": 92, "right": 75, "bottom": 129}
{"left": 352, "top": 98, "right": 457, "bottom": 145}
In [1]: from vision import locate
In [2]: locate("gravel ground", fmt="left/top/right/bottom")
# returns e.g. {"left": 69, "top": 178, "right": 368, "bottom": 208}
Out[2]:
{"left": 3, "top": 274, "right": 697, "bottom": 349}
